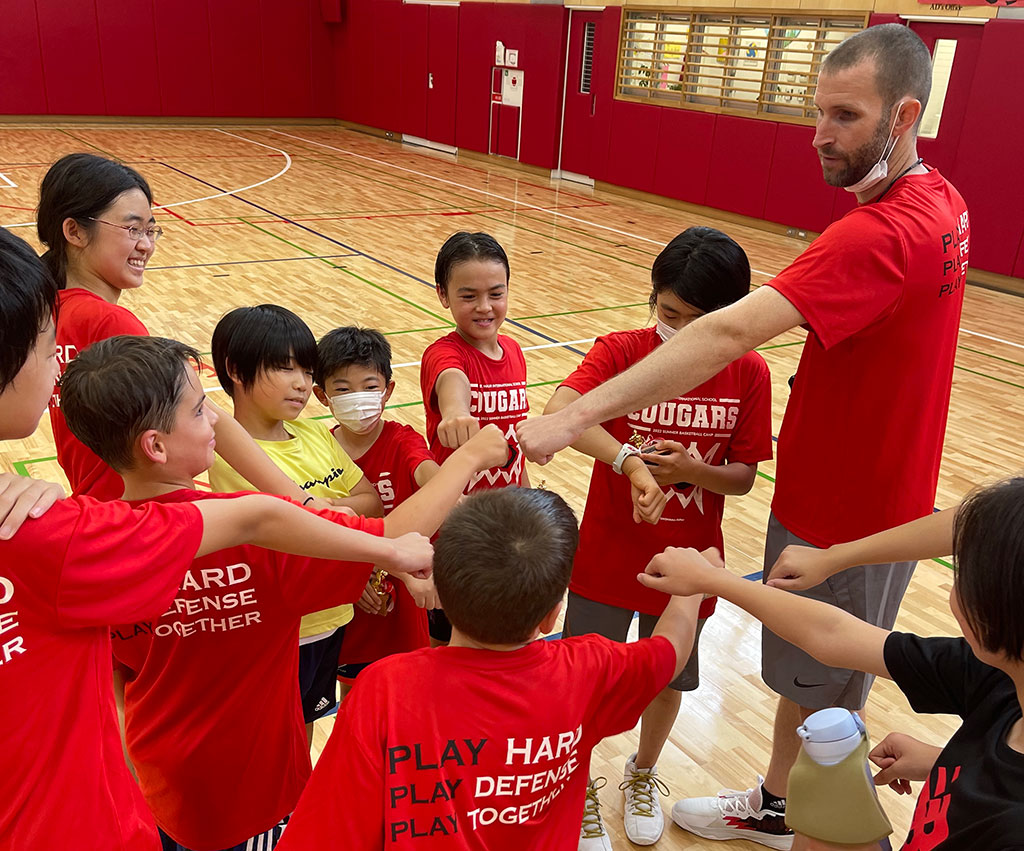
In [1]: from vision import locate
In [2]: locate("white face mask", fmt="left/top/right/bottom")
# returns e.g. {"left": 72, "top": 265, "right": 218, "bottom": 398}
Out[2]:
{"left": 656, "top": 317, "right": 679, "bottom": 343}
{"left": 329, "top": 391, "right": 385, "bottom": 434}
{"left": 843, "top": 106, "right": 903, "bottom": 195}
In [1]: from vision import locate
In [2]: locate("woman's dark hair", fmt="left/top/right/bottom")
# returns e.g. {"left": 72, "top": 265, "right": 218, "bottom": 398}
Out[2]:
{"left": 211, "top": 304, "right": 317, "bottom": 397}
{"left": 434, "top": 231, "right": 510, "bottom": 293}
{"left": 952, "top": 477, "right": 1024, "bottom": 662}
{"left": 0, "top": 227, "right": 59, "bottom": 392}
{"left": 315, "top": 326, "right": 392, "bottom": 387}
{"left": 37, "top": 153, "right": 153, "bottom": 288}
{"left": 650, "top": 227, "right": 751, "bottom": 315}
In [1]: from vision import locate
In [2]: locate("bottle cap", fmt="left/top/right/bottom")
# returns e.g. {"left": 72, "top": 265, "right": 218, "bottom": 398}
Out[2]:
{"left": 798, "top": 707, "right": 863, "bottom": 744}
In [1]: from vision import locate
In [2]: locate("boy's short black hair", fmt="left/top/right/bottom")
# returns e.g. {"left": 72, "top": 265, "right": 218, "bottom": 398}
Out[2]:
{"left": 62, "top": 335, "right": 200, "bottom": 473}
{"left": 0, "top": 227, "right": 59, "bottom": 392}
{"left": 953, "top": 477, "right": 1024, "bottom": 662}
{"left": 650, "top": 227, "right": 750, "bottom": 316}
{"left": 433, "top": 488, "right": 578, "bottom": 645}
{"left": 211, "top": 305, "right": 316, "bottom": 397}
{"left": 315, "top": 326, "right": 392, "bottom": 387}
{"left": 434, "top": 232, "right": 510, "bottom": 293}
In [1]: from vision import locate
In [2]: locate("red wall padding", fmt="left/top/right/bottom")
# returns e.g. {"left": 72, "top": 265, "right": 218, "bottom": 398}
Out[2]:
{"left": 399, "top": 3, "right": 430, "bottom": 138}
{"left": 653, "top": 108, "right": 715, "bottom": 206}
{"left": 34, "top": 0, "right": 107, "bottom": 115}
{"left": 0, "top": 1, "right": 48, "bottom": 114}
{"left": 604, "top": 102, "right": 662, "bottom": 194}
{"left": 705, "top": 116, "right": 776, "bottom": 219}
{"left": 948, "top": 20, "right": 1024, "bottom": 276}
{"left": 2, "top": 0, "right": 329, "bottom": 118}
{"left": 763, "top": 123, "right": 835, "bottom": 234}
{"left": 95, "top": 0, "right": 161, "bottom": 117}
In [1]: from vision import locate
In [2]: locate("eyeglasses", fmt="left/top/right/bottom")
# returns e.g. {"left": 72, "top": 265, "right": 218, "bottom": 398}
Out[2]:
{"left": 88, "top": 217, "right": 164, "bottom": 243}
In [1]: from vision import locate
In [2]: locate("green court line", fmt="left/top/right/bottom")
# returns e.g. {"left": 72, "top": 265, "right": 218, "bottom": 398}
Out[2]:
{"left": 239, "top": 219, "right": 454, "bottom": 327}
{"left": 934, "top": 556, "right": 953, "bottom": 570}
{"left": 58, "top": 129, "right": 120, "bottom": 161}
{"left": 953, "top": 364, "right": 1024, "bottom": 390}
{"left": 957, "top": 345, "right": 1024, "bottom": 370}
{"left": 756, "top": 469, "right": 776, "bottom": 483}
{"left": 513, "top": 302, "right": 649, "bottom": 321}
{"left": 755, "top": 340, "right": 804, "bottom": 352}
{"left": 306, "top": 157, "right": 463, "bottom": 211}
{"left": 12, "top": 456, "right": 56, "bottom": 476}
{"left": 383, "top": 325, "right": 453, "bottom": 336}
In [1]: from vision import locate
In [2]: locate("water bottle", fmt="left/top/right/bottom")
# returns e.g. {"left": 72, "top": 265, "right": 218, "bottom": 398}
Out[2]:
{"left": 786, "top": 708, "right": 893, "bottom": 846}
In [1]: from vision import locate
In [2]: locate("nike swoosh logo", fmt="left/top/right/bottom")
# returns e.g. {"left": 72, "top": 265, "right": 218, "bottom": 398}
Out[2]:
{"left": 793, "top": 676, "right": 825, "bottom": 688}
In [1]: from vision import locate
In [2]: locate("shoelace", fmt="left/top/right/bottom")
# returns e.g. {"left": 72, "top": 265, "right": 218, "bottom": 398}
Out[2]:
{"left": 619, "top": 771, "right": 671, "bottom": 817}
{"left": 581, "top": 778, "right": 608, "bottom": 838}
{"left": 714, "top": 786, "right": 759, "bottom": 818}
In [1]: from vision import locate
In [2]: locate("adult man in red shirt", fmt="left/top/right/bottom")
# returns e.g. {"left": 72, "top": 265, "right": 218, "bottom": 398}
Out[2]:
{"left": 518, "top": 24, "right": 969, "bottom": 848}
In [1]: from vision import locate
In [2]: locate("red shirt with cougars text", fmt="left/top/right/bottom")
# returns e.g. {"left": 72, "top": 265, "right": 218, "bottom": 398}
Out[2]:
{"left": 49, "top": 288, "right": 148, "bottom": 500}
{"left": 336, "top": 420, "right": 434, "bottom": 663}
{"left": 111, "top": 490, "right": 383, "bottom": 851}
{"left": 0, "top": 497, "right": 203, "bottom": 851}
{"left": 420, "top": 332, "right": 527, "bottom": 491}
{"left": 276, "top": 635, "right": 676, "bottom": 850}
{"left": 561, "top": 328, "right": 773, "bottom": 618}
{"left": 768, "top": 169, "right": 968, "bottom": 548}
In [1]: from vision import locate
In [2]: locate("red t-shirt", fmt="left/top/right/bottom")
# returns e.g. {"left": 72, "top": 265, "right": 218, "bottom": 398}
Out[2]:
{"left": 562, "top": 329, "right": 773, "bottom": 618}
{"left": 111, "top": 490, "right": 384, "bottom": 851}
{"left": 767, "top": 169, "right": 969, "bottom": 547}
{"left": 0, "top": 497, "right": 203, "bottom": 851}
{"left": 277, "top": 635, "right": 676, "bottom": 850}
{"left": 336, "top": 420, "right": 434, "bottom": 664}
{"left": 49, "top": 288, "right": 149, "bottom": 500}
{"left": 420, "top": 332, "right": 528, "bottom": 491}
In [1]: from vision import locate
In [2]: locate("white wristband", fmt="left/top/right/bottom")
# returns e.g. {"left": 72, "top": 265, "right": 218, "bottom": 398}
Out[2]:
{"left": 612, "top": 442, "right": 640, "bottom": 475}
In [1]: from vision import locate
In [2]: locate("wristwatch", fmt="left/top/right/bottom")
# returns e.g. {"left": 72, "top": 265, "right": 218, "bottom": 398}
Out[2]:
{"left": 612, "top": 442, "right": 641, "bottom": 475}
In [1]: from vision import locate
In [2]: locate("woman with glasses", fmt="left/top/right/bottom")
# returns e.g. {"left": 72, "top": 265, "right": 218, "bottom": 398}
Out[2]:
{"left": 38, "top": 152, "right": 315, "bottom": 504}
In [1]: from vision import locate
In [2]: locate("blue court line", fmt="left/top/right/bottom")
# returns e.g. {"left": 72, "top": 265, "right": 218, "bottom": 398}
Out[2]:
{"left": 157, "top": 162, "right": 587, "bottom": 357}
{"left": 148, "top": 253, "right": 361, "bottom": 271}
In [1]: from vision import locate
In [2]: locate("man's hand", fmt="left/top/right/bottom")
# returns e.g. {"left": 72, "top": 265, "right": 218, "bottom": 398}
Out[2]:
{"left": 638, "top": 440, "right": 703, "bottom": 487}
{"left": 460, "top": 423, "right": 511, "bottom": 470}
{"left": 0, "top": 473, "right": 65, "bottom": 540}
{"left": 379, "top": 532, "right": 433, "bottom": 579}
{"left": 398, "top": 574, "right": 441, "bottom": 610}
{"left": 438, "top": 413, "right": 480, "bottom": 449}
{"left": 869, "top": 733, "right": 942, "bottom": 795}
{"left": 624, "top": 457, "right": 668, "bottom": 525}
{"left": 516, "top": 410, "right": 583, "bottom": 465}
{"left": 766, "top": 544, "right": 838, "bottom": 590}
{"left": 637, "top": 547, "right": 724, "bottom": 597}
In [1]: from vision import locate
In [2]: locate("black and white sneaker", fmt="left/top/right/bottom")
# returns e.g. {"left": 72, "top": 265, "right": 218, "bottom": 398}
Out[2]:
{"left": 670, "top": 775, "right": 793, "bottom": 849}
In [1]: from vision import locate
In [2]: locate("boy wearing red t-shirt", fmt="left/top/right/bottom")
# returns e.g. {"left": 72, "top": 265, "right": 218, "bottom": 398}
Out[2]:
{"left": 277, "top": 487, "right": 705, "bottom": 851}
{"left": 59, "top": 334, "right": 510, "bottom": 851}
{"left": 420, "top": 232, "right": 529, "bottom": 493}
{"left": 0, "top": 230, "right": 431, "bottom": 851}
{"left": 313, "top": 326, "right": 441, "bottom": 675}
{"left": 546, "top": 228, "right": 772, "bottom": 847}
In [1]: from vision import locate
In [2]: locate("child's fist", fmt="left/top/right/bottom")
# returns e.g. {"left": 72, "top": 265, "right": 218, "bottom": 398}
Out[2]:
{"left": 438, "top": 414, "right": 480, "bottom": 449}
{"left": 637, "top": 546, "right": 723, "bottom": 596}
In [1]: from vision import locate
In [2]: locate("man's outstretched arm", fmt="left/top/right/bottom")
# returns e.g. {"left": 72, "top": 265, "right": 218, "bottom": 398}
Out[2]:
{"left": 517, "top": 286, "right": 804, "bottom": 463}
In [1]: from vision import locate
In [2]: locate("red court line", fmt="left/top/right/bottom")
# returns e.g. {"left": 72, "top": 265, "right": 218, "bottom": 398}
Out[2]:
{"left": 149, "top": 202, "right": 608, "bottom": 228}
{"left": 0, "top": 205, "right": 36, "bottom": 211}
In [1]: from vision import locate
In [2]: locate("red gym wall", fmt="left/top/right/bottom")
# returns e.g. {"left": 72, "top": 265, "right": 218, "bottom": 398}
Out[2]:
{"left": 0, "top": 0, "right": 1021, "bottom": 280}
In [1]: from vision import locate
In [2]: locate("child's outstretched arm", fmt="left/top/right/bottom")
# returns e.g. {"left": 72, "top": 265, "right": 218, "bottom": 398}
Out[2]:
{"left": 0, "top": 472, "right": 65, "bottom": 539}
{"left": 330, "top": 475, "right": 385, "bottom": 518}
{"left": 651, "top": 588, "right": 704, "bottom": 680}
{"left": 766, "top": 508, "right": 955, "bottom": 591}
{"left": 435, "top": 368, "right": 480, "bottom": 449}
{"left": 191, "top": 495, "right": 432, "bottom": 578}
{"left": 639, "top": 547, "right": 891, "bottom": 678}
{"left": 545, "top": 386, "right": 667, "bottom": 525}
{"left": 383, "top": 424, "right": 509, "bottom": 538}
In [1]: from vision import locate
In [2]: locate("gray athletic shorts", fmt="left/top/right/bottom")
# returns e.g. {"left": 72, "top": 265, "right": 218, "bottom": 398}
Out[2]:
{"left": 564, "top": 591, "right": 706, "bottom": 692}
{"left": 761, "top": 513, "right": 916, "bottom": 710}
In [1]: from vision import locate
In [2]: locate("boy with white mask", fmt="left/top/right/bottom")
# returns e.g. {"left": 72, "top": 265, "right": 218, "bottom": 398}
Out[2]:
{"left": 314, "top": 326, "right": 442, "bottom": 682}
{"left": 208, "top": 304, "right": 389, "bottom": 743}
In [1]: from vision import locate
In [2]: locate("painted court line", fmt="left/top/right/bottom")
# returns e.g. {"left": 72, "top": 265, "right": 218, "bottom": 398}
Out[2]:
{"left": 0, "top": 172, "right": 16, "bottom": 188}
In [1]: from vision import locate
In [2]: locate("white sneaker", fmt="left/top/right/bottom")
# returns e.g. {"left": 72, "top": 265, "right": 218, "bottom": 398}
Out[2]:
{"left": 579, "top": 778, "right": 613, "bottom": 851}
{"left": 620, "top": 753, "right": 667, "bottom": 845}
{"left": 670, "top": 775, "right": 793, "bottom": 850}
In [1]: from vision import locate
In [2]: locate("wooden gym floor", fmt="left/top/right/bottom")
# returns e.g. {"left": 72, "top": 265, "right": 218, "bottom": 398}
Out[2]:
{"left": 2, "top": 124, "right": 1022, "bottom": 848}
